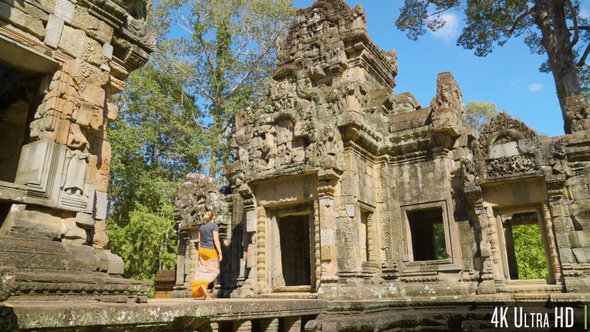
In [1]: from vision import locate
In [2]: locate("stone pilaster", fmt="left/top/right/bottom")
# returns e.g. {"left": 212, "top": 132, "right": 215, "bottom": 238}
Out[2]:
{"left": 283, "top": 316, "right": 301, "bottom": 332}
{"left": 260, "top": 318, "right": 279, "bottom": 332}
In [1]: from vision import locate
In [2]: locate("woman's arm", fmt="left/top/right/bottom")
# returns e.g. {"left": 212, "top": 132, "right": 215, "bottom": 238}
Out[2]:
{"left": 213, "top": 231, "right": 223, "bottom": 261}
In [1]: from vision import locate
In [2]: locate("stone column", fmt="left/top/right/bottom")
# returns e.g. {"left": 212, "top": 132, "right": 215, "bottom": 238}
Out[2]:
{"left": 197, "top": 322, "right": 219, "bottom": 332}
{"left": 260, "top": 318, "right": 279, "bottom": 332}
{"left": 283, "top": 316, "right": 301, "bottom": 332}
{"left": 318, "top": 176, "right": 339, "bottom": 294}
{"left": 256, "top": 206, "right": 267, "bottom": 286}
{"left": 172, "top": 230, "right": 191, "bottom": 297}
{"left": 233, "top": 320, "right": 252, "bottom": 332}
{"left": 466, "top": 186, "right": 496, "bottom": 294}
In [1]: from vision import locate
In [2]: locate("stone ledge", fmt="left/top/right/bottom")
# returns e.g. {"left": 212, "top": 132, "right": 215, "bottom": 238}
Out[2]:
{"left": 1, "top": 298, "right": 328, "bottom": 330}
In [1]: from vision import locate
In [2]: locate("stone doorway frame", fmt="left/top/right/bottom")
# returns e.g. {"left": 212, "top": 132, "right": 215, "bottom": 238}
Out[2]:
{"left": 0, "top": 36, "right": 58, "bottom": 208}
{"left": 493, "top": 204, "right": 559, "bottom": 284}
{"left": 267, "top": 204, "right": 316, "bottom": 293}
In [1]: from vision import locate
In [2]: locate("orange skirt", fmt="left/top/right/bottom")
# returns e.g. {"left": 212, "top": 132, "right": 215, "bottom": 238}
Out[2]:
{"left": 192, "top": 247, "right": 220, "bottom": 298}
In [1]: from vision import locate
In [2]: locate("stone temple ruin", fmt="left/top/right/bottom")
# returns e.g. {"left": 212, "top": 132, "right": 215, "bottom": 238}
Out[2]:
{"left": 174, "top": 0, "right": 590, "bottom": 303}
{"left": 0, "top": 0, "right": 154, "bottom": 302}
{"left": 3, "top": 0, "right": 590, "bottom": 330}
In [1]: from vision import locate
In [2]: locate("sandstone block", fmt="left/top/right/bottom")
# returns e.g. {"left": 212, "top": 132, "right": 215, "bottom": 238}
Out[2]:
{"left": 61, "top": 217, "right": 87, "bottom": 245}
{"left": 0, "top": 266, "right": 16, "bottom": 302}
{"left": 0, "top": 204, "right": 62, "bottom": 240}
{"left": 93, "top": 219, "right": 109, "bottom": 249}
{"left": 59, "top": 25, "right": 86, "bottom": 58}
{"left": 571, "top": 203, "right": 590, "bottom": 230}
{"left": 107, "top": 102, "right": 118, "bottom": 121}
{"left": 36, "top": 0, "right": 56, "bottom": 11}
{"left": 44, "top": 15, "right": 64, "bottom": 48}
{"left": 76, "top": 211, "right": 94, "bottom": 228}
{"left": 55, "top": 0, "right": 75, "bottom": 23}
{"left": 104, "top": 250, "right": 124, "bottom": 275}
{"left": 82, "top": 38, "right": 104, "bottom": 67}
{"left": 102, "top": 43, "right": 114, "bottom": 59}
{"left": 0, "top": 3, "right": 45, "bottom": 39}
{"left": 82, "top": 84, "right": 106, "bottom": 108}
{"left": 560, "top": 248, "right": 574, "bottom": 264}
{"left": 72, "top": 8, "right": 114, "bottom": 44}
{"left": 572, "top": 248, "right": 590, "bottom": 264}
{"left": 74, "top": 101, "right": 94, "bottom": 127}
{"left": 95, "top": 190, "right": 108, "bottom": 220}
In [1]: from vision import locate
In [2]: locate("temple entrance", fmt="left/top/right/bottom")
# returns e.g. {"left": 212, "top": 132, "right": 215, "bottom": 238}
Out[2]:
{"left": 278, "top": 215, "right": 311, "bottom": 286}
{"left": 0, "top": 63, "right": 37, "bottom": 183}
{"left": 496, "top": 208, "right": 552, "bottom": 282}
{"left": 502, "top": 211, "right": 549, "bottom": 280}
{"left": 270, "top": 208, "right": 314, "bottom": 291}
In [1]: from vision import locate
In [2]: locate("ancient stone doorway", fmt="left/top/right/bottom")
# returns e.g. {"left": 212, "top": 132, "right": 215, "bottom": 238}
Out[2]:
{"left": 270, "top": 209, "right": 314, "bottom": 291}
{"left": 278, "top": 215, "right": 311, "bottom": 286}
{"left": 496, "top": 207, "right": 553, "bottom": 282}
{"left": 0, "top": 63, "right": 38, "bottom": 183}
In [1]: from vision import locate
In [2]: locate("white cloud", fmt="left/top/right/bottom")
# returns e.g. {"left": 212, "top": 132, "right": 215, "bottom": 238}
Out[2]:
{"left": 581, "top": 6, "right": 590, "bottom": 19}
{"left": 429, "top": 13, "right": 459, "bottom": 43}
{"left": 528, "top": 83, "right": 544, "bottom": 92}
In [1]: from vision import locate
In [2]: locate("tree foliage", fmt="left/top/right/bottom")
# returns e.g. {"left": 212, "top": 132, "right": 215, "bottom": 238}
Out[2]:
{"left": 106, "top": 53, "right": 207, "bottom": 281}
{"left": 151, "top": 0, "right": 296, "bottom": 176}
{"left": 396, "top": 0, "right": 590, "bottom": 133}
{"left": 106, "top": 0, "right": 296, "bottom": 283}
{"left": 512, "top": 223, "right": 549, "bottom": 280}
{"left": 465, "top": 100, "right": 499, "bottom": 135}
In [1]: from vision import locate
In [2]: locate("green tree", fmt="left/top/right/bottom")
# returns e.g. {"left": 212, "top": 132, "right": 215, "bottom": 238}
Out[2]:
{"left": 107, "top": 53, "right": 207, "bottom": 282}
{"left": 106, "top": 0, "right": 296, "bottom": 283}
{"left": 465, "top": 100, "right": 500, "bottom": 135}
{"left": 151, "top": 0, "right": 296, "bottom": 176}
{"left": 512, "top": 223, "right": 549, "bottom": 280}
{"left": 396, "top": 0, "right": 590, "bottom": 134}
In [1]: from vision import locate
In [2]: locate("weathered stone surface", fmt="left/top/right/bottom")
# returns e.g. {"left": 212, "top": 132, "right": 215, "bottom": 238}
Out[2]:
{"left": 72, "top": 7, "right": 114, "bottom": 44}
{"left": 44, "top": 15, "right": 65, "bottom": 48}
{"left": 0, "top": 0, "right": 152, "bottom": 303}
{"left": 0, "top": 3, "right": 45, "bottom": 38}
{"left": 0, "top": 204, "right": 62, "bottom": 240}
{"left": 58, "top": 25, "right": 87, "bottom": 58}
{"left": 0, "top": 266, "right": 16, "bottom": 302}
{"left": 174, "top": 0, "right": 590, "bottom": 306}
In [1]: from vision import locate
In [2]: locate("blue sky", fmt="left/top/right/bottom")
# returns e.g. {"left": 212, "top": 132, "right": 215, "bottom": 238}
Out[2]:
{"left": 293, "top": 0, "right": 590, "bottom": 137}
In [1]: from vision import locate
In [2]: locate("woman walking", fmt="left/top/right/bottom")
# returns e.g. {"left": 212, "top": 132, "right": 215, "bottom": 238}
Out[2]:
{"left": 192, "top": 211, "right": 223, "bottom": 300}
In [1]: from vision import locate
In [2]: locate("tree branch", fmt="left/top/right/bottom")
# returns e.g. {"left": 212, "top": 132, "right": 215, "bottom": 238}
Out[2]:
{"left": 578, "top": 42, "right": 590, "bottom": 67}
{"left": 566, "top": 0, "right": 578, "bottom": 50}
{"left": 424, "top": 4, "right": 455, "bottom": 20}
{"left": 506, "top": 8, "right": 532, "bottom": 36}
{"left": 228, "top": 22, "right": 287, "bottom": 94}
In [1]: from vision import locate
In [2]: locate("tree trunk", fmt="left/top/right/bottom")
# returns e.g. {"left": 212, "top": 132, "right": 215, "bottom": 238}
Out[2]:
{"left": 533, "top": 0, "right": 582, "bottom": 134}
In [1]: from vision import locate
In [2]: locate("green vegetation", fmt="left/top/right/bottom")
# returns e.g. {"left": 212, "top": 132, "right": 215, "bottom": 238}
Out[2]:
{"left": 465, "top": 100, "right": 500, "bottom": 135}
{"left": 512, "top": 223, "right": 549, "bottom": 280}
{"left": 106, "top": 0, "right": 295, "bottom": 284}
{"left": 433, "top": 222, "right": 449, "bottom": 260}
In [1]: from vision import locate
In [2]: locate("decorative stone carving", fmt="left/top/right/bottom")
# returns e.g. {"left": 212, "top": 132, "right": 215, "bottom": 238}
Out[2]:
{"left": 0, "top": 0, "right": 154, "bottom": 301}
{"left": 475, "top": 112, "right": 547, "bottom": 179}
{"left": 565, "top": 94, "right": 590, "bottom": 133}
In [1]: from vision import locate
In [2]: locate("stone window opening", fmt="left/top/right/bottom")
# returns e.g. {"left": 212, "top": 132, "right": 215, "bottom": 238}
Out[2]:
{"left": 402, "top": 204, "right": 455, "bottom": 264}
{"left": 499, "top": 211, "right": 550, "bottom": 281}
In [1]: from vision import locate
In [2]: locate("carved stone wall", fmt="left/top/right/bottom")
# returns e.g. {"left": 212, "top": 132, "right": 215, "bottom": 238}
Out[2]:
{"left": 175, "top": 0, "right": 590, "bottom": 303}
{"left": 0, "top": 0, "right": 153, "bottom": 302}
